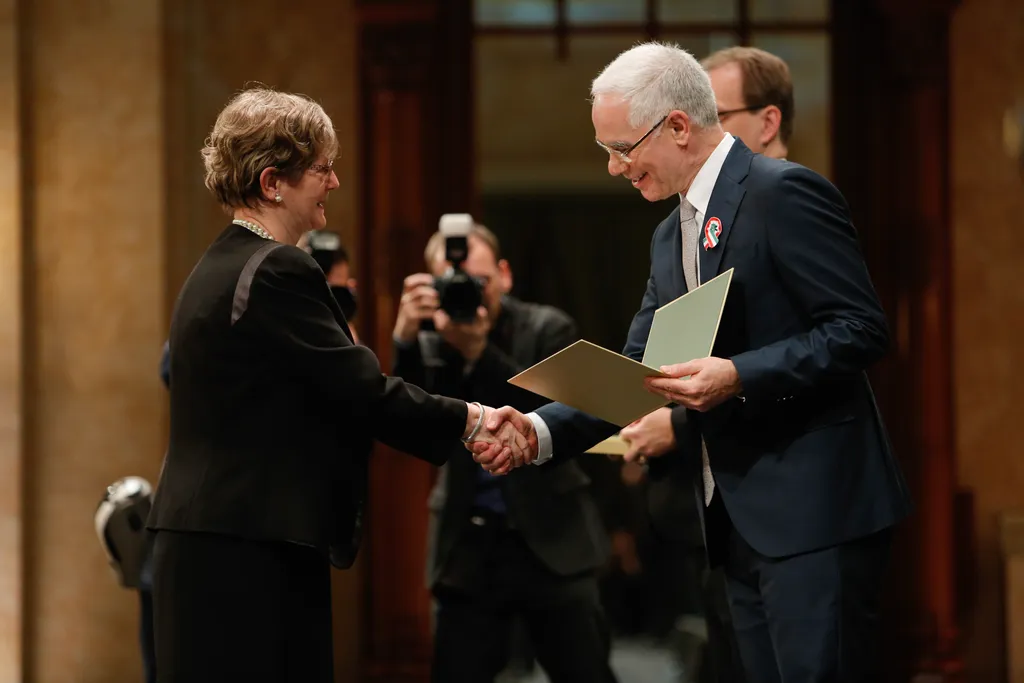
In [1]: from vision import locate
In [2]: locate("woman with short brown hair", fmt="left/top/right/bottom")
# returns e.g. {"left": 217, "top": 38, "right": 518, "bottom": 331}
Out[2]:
{"left": 148, "top": 86, "right": 527, "bottom": 682}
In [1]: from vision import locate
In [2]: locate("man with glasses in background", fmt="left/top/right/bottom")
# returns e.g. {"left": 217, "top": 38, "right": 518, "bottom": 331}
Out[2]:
{"left": 704, "top": 46, "right": 793, "bottom": 159}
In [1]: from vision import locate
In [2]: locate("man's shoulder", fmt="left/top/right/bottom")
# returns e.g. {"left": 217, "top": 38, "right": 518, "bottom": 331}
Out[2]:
{"left": 656, "top": 203, "right": 682, "bottom": 230}
{"left": 746, "top": 155, "right": 832, "bottom": 193}
{"left": 739, "top": 158, "right": 851, "bottom": 230}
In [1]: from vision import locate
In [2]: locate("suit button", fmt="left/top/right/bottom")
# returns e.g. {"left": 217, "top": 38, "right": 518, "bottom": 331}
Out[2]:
{"left": 470, "top": 515, "right": 486, "bottom": 527}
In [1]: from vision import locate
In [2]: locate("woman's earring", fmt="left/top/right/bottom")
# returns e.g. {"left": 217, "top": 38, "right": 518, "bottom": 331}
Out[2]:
{"left": 274, "top": 193, "right": 282, "bottom": 203}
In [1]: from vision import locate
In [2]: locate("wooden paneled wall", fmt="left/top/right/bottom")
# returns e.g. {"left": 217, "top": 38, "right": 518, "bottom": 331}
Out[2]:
{"left": 833, "top": 0, "right": 962, "bottom": 680}
{"left": 354, "top": 2, "right": 474, "bottom": 681}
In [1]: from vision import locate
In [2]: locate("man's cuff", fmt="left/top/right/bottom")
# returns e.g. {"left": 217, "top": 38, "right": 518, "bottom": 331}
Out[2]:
{"left": 527, "top": 412, "right": 554, "bottom": 465}
{"left": 669, "top": 404, "right": 688, "bottom": 445}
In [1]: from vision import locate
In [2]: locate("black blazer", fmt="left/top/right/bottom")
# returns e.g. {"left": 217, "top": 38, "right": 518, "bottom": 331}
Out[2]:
{"left": 535, "top": 140, "right": 912, "bottom": 559}
{"left": 149, "top": 225, "right": 467, "bottom": 568}
{"left": 394, "top": 296, "right": 608, "bottom": 585}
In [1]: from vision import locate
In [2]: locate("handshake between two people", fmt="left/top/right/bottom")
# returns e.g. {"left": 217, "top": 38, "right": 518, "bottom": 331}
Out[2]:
{"left": 461, "top": 355, "right": 744, "bottom": 474}
{"left": 462, "top": 404, "right": 538, "bottom": 476}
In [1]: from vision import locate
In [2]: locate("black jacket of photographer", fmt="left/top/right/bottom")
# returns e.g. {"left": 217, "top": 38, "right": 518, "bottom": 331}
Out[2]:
{"left": 393, "top": 295, "right": 609, "bottom": 587}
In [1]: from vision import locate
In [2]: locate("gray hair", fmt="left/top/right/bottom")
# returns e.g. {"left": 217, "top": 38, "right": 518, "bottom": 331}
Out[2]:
{"left": 590, "top": 41, "right": 719, "bottom": 130}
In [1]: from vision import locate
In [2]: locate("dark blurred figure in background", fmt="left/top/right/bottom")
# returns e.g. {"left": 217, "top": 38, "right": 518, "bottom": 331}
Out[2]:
{"left": 587, "top": 450, "right": 709, "bottom": 682}
{"left": 301, "top": 229, "right": 360, "bottom": 343}
{"left": 133, "top": 339, "right": 171, "bottom": 683}
{"left": 587, "top": 455, "right": 647, "bottom": 638}
{"left": 392, "top": 223, "right": 616, "bottom": 683}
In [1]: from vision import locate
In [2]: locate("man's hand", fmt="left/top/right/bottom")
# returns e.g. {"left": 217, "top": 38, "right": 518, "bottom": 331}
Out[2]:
{"left": 467, "top": 406, "right": 538, "bottom": 475}
{"left": 610, "top": 530, "right": 642, "bottom": 576}
{"left": 434, "top": 306, "right": 490, "bottom": 362}
{"left": 644, "top": 357, "right": 742, "bottom": 412}
{"left": 393, "top": 273, "right": 438, "bottom": 343}
{"left": 620, "top": 461, "right": 646, "bottom": 486}
{"left": 620, "top": 407, "right": 676, "bottom": 463}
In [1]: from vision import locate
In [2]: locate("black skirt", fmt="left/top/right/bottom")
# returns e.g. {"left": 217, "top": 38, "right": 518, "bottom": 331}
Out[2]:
{"left": 151, "top": 530, "right": 334, "bottom": 683}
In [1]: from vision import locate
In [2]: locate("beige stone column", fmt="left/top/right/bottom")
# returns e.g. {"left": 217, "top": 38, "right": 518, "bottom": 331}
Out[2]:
{"left": 0, "top": 1, "right": 366, "bottom": 679}
{"left": 21, "top": 1, "right": 166, "bottom": 680}
{"left": 953, "top": 0, "right": 1024, "bottom": 680}
{"left": 0, "top": 0, "right": 24, "bottom": 680}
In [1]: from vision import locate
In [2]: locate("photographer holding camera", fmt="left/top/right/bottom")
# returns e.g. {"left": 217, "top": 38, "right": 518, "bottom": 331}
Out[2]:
{"left": 393, "top": 217, "right": 616, "bottom": 683}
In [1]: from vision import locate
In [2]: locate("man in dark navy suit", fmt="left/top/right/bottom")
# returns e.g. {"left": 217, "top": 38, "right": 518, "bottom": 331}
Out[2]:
{"left": 476, "top": 41, "right": 912, "bottom": 683}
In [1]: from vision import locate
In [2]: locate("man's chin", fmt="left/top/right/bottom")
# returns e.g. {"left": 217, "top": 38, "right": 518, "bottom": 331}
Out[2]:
{"left": 639, "top": 185, "right": 669, "bottom": 203}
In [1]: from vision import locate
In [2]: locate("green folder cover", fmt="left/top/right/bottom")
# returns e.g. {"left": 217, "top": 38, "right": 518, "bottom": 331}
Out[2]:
{"left": 508, "top": 268, "right": 733, "bottom": 427}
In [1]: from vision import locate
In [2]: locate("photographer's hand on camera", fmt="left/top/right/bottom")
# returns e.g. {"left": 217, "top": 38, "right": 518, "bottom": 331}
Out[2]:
{"left": 393, "top": 273, "right": 438, "bottom": 343}
{"left": 433, "top": 306, "right": 491, "bottom": 363}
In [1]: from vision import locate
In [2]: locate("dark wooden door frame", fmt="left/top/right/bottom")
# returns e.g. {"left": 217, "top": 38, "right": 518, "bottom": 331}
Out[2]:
{"left": 353, "top": 2, "right": 474, "bottom": 681}
{"left": 833, "top": 0, "right": 963, "bottom": 679}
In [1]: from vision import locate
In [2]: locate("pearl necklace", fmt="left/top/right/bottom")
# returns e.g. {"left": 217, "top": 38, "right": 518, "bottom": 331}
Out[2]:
{"left": 232, "top": 218, "right": 274, "bottom": 241}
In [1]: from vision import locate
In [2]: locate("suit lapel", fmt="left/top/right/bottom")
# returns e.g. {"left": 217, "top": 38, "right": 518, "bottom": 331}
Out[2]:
{"left": 697, "top": 142, "right": 751, "bottom": 283}
{"left": 698, "top": 180, "right": 743, "bottom": 283}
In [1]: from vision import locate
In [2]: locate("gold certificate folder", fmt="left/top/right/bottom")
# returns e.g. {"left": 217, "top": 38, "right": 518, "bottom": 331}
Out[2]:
{"left": 509, "top": 340, "right": 670, "bottom": 427}
{"left": 507, "top": 269, "right": 734, "bottom": 428}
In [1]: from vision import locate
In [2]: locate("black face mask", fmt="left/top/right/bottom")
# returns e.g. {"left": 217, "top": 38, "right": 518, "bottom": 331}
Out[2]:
{"left": 330, "top": 285, "right": 358, "bottom": 321}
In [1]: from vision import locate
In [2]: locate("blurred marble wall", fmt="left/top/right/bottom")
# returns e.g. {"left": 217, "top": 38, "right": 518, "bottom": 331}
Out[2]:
{"left": 0, "top": 1, "right": 360, "bottom": 681}
{"left": 952, "top": 0, "right": 1024, "bottom": 679}
{"left": 0, "top": 0, "right": 23, "bottom": 679}
{"left": 20, "top": 1, "right": 165, "bottom": 679}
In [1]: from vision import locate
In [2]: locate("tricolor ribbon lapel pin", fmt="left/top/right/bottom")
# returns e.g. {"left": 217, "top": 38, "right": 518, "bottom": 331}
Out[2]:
{"left": 702, "top": 216, "right": 723, "bottom": 250}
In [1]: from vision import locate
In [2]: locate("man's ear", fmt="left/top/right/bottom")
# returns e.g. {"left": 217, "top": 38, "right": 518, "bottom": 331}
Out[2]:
{"left": 760, "top": 105, "right": 782, "bottom": 148}
{"left": 497, "top": 259, "right": 513, "bottom": 294}
{"left": 667, "top": 110, "right": 692, "bottom": 146}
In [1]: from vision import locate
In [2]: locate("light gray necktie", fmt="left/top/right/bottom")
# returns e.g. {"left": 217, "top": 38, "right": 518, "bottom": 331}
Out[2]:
{"left": 680, "top": 199, "right": 715, "bottom": 506}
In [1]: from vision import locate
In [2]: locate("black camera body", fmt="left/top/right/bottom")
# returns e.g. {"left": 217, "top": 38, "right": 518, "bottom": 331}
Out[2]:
{"left": 306, "top": 230, "right": 343, "bottom": 273}
{"left": 434, "top": 269, "right": 483, "bottom": 323}
{"left": 428, "top": 214, "right": 484, "bottom": 324}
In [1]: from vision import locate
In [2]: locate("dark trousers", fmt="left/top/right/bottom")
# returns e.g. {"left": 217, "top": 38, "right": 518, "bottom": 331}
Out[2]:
{"left": 152, "top": 530, "right": 334, "bottom": 683}
{"left": 701, "top": 566, "right": 746, "bottom": 683}
{"left": 705, "top": 495, "right": 891, "bottom": 683}
{"left": 431, "top": 516, "right": 617, "bottom": 683}
{"left": 139, "top": 589, "right": 156, "bottom": 683}
{"left": 139, "top": 537, "right": 156, "bottom": 683}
